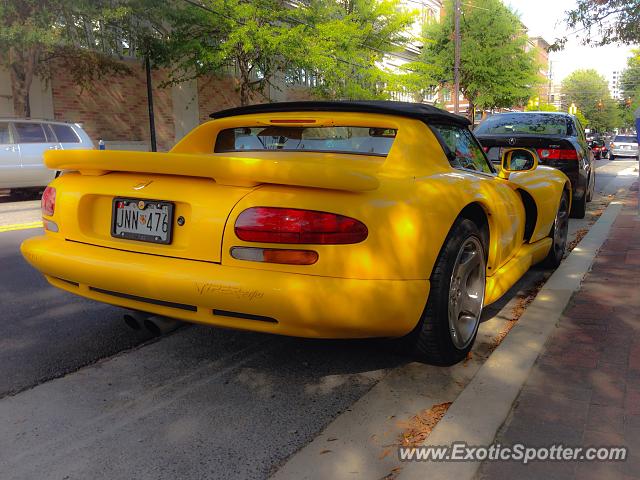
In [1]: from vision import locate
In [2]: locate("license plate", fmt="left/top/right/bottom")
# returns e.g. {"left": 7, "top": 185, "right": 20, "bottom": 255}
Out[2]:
{"left": 111, "top": 198, "right": 174, "bottom": 244}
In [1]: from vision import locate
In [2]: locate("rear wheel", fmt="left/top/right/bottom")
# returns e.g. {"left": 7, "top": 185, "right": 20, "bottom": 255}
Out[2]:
{"left": 543, "top": 190, "right": 570, "bottom": 268}
{"left": 405, "top": 218, "right": 486, "bottom": 365}
{"left": 586, "top": 172, "right": 594, "bottom": 202}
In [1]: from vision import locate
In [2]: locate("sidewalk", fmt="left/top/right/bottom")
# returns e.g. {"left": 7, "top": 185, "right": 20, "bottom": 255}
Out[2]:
{"left": 476, "top": 183, "right": 640, "bottom": 480}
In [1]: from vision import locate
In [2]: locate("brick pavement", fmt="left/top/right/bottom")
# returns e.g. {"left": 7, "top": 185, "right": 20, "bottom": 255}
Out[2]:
{"left": 476, "top": 184, "right": 640, "bottom": 480}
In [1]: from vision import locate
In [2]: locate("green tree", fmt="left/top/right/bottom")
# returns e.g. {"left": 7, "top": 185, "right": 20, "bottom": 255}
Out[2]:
{"left": 150, "top": 0, "right": 414, "bottom": 105}
{"left": 561, "top": 69, "right": 619, "bottom": 132}
{"left": 525, "top": 102, "right": 558, "bottom": 112}
{"left": 564, "top": 0, "right": 640, "bottom": 46}
{"left": 418, "top": 0, "right": 538, "bottom": 120}
{"left": 0, "top": 0, "right": 146, "bottom": 117}
{"left": 574, "top": 109, "right": 589, "bottom": 130}
{"left": 301, "top": 0, "right": 415, "bottom": 100}
{"left": 618, "top": 49, "right": 640, "bottom": 128}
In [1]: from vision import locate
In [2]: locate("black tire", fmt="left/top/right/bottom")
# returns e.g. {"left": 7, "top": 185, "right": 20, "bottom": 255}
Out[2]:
{"left": 570, "top": 192, "right": 586, "bottom": 219}
{"left": 404, "top": 218, "right": 486, "bottom": 366}
{"left": 543, "top": 190, "right": 570, "bottom": 268}
{"left": 609, "top": 154, "right": 615, "bottom": 161}
{"left": 586, "top": 171, "right": 594, "bottom": 202}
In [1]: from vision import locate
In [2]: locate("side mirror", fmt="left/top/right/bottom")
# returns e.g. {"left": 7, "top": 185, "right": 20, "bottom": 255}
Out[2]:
{"left": 498, "top": 148, "right": 539, "bottom": 180}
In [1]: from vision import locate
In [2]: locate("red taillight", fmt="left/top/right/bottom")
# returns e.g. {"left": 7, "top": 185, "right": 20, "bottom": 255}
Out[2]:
{"left": 41, "top": 186, "right": 56, "bottom": 216}
{"left": 482, "top": 146, "right": 489, "bottom": 153}
{"left": 536, "top": 148, "right": 579, "bottom": 160}
{"left": 235, "top": 207, "right": 368, "bottom": 244}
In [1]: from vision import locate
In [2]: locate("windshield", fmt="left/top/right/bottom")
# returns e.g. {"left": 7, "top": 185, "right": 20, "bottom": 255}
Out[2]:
{"left": 214, "top": 126, "right": 397, "bottom": 156}
{"left": 614, "top": 136, "right": 637, "bottom": 143}
{"left": 475, "top": 113, "right": 570, "bottom": 136}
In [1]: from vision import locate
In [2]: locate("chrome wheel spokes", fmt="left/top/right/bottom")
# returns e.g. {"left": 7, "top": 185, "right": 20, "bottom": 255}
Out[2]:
{"left": 448, "top": 237, "right": 486, "bottom": 350}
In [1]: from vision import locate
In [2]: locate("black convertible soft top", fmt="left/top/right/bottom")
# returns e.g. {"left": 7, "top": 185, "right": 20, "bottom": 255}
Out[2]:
{"left": 210, "top": 100, "right": 470, "bottom": 127}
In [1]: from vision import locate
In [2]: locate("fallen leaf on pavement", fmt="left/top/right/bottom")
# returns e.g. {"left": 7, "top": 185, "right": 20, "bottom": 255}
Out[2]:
{"left": 396, "top": 402, "right": 452, "bottom": 447}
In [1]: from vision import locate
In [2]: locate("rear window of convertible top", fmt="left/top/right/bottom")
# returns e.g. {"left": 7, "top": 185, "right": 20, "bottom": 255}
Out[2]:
{"left": 214, "top": 126, "right": 397, "bottom": 156}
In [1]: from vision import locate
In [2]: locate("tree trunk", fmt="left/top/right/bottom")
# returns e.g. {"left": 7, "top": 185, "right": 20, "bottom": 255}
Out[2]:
{"left": 467, "top": 98, "right": 475, "bottom": 123}
{"left": 8, "top": 46, "right": 39, "bottom": 118}
{"left": 237, "top": 57, "right": 251, "bottom": 106}
{"left": 239, "top": 80, "right": 250, "bottom": 106}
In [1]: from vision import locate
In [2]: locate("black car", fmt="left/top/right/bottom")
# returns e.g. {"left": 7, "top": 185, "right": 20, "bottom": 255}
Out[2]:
{"left": 474, "top": 112, "right": 595, "bottom": 218}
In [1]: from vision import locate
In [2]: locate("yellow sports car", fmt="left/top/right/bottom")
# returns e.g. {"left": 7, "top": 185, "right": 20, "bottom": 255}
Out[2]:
{"left": 21, "top": 101, "right": 570, "bottom": 365}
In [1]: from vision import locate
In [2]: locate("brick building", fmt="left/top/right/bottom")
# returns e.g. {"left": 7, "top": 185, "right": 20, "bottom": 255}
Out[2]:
{"left": 0, "top": 60, "right": 312, "bottom": 152}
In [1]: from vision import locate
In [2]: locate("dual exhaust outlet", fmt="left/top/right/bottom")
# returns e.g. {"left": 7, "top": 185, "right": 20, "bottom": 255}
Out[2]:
{"left": 123, "top": 311, "right": 182, "bottom": 336}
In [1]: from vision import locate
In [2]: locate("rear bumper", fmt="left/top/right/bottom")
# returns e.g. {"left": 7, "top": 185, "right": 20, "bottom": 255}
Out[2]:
{"left": 21, "top": 235, "right": 428, "bottom": 338}
{"left": 610, "top": 148, "right": 638, "bottom": 157}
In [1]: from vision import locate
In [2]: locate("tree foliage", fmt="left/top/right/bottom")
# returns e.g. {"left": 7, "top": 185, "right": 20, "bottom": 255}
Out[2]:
{"left": 561, "top": 69, "right": 619, "bottom": 132}
{"left": 525, "top": 102, "right": 558, "bottom": 112}
{"left": 618, "top": 49, "right": 640, "bottom": 128}
{"left": 564, "top": 0, "right": 640, "bottom": 46}
{"left": 0, "top": 0, "right": 150, "bottom": 117}
{"left": 419, "top": 0, "right": 538, "bottom": 119}
{"left": 301, "top": 0, "right": 415, "bottom": 100}
{"left": 148, "top": 0, "right": 414, "bottom": 105}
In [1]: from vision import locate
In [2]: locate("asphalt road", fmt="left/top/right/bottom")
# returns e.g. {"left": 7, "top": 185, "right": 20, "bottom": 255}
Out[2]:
{"left": 0, "top": 158, "right": 637, "bottom": 479}
{"left": 0, "top": 229, "right": 156, "bottom": 397}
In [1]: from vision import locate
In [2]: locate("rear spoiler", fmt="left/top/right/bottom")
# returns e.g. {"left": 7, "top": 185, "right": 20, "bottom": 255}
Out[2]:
{"left": 44, "top": 150, "right": 379, "bottom": 192}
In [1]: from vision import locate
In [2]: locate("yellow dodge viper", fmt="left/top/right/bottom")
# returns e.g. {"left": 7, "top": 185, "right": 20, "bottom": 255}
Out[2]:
{"left": 21, "top": 101, "right": 571, "bottom": 365}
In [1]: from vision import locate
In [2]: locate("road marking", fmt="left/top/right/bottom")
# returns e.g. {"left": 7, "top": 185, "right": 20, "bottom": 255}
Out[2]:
{"left": 0, "top": 221, "right": 43, "bottom": 233}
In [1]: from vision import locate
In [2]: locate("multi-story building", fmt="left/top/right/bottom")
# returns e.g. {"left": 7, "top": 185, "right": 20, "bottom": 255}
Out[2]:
{"left": 527, "top": 37, "right": 551, "bottom": 102}
{"left": 609, "top": 71, "right": 623, "bottom": 101}
{"left": 549, "top": 82, "right": 565, "bottom": 110}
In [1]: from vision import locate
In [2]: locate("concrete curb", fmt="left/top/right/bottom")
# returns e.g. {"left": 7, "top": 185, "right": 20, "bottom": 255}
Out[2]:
{"left": 398, "top": 199, "right": 624, "bottom": 480}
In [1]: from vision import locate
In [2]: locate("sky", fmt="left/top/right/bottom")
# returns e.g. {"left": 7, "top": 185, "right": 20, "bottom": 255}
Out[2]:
{"left": 506, "top": 0, "right": 636, "bottom": 83}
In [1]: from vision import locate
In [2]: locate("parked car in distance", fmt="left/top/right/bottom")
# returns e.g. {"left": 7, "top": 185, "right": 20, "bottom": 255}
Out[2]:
{"left": 22, "top": 101, "right": 571, "bottom": 366}
{"left": 474, "top": 111, "right": 594, "bottom": 218}
{"left": 0, "top": 119, "right": 93, "bottom": 191}
{"left": 609, "top": 134, "right": 639, "bottom": 160}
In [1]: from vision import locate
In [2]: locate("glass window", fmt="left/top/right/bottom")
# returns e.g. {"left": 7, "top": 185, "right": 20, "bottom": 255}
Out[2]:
{"left": 614, "top": 135, "right": 637, "bottom": 143}
{"left": 475, "top": 113, "right": 570, "bottom": 137}
{"left": 43, "top": 124, "right": 57, "bottom": 143}
{"left": 51, "top": 124, "right": 80, "bottom": 143}
{"left": 0, "top": 123, "right": 11, "bottom": 144}
{"left": 431, "top": 124, "right": 494, "bottom": 174}
{"left": 14, "top": 122, "right": 47, "bottom": 143}
{"left": 215, "top": 126, "right": 397, "bottom": 157}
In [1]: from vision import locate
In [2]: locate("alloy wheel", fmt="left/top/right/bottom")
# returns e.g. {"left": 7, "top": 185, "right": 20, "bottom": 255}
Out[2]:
{"left": 448, "top": 237, "right": 486, "bottom": 350}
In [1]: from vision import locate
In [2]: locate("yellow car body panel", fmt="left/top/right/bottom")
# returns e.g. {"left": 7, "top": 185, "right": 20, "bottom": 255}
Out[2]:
{"left": 21, "top": 107, "right": 570, "bottom": 339}
{"left": 21, "top": 236, "right": 428, "bottom": 338}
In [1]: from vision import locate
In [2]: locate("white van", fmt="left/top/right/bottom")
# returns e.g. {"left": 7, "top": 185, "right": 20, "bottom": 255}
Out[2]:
{"left": 0, "top": 119, "right": 94, "bottom": 190}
